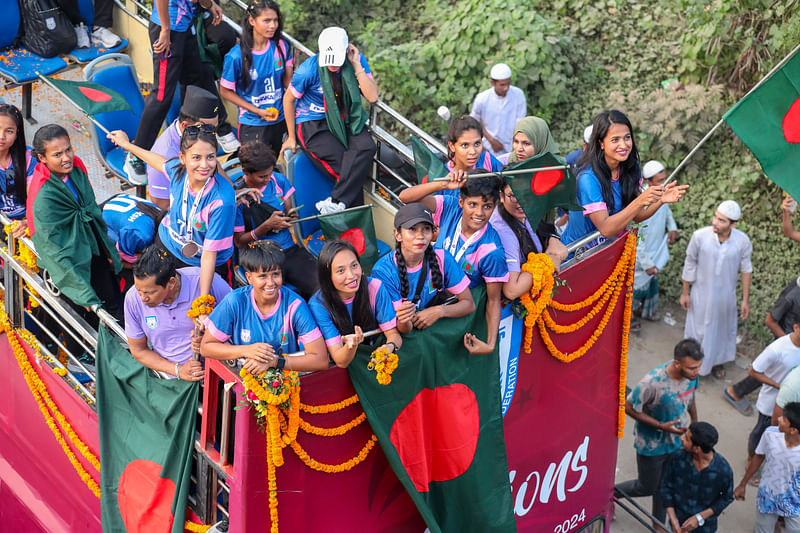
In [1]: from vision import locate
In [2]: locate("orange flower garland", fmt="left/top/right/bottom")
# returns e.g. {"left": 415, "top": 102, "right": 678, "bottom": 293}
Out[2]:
{"left": 367, "top": 346, "right": 399, "bottom": 385}
{"left": 617, "top": 240, "right": 635, "bottom": 438}
{"left": 300, "top": 393, "right": 359, "bottom": 413}
{"left": 187, "top": 295, "right": 215, "bottom": 319}
{"left": 519, "top": 253, "right": 555, "bottom": 351}
{"left": 300, "top": 412, "right": 367, "bottom": 436}
{"left": 289, "top": 435, "right": 378, "bottom": 473}
{"left": 5, "top": 222, "right": 41, "bottom": 307}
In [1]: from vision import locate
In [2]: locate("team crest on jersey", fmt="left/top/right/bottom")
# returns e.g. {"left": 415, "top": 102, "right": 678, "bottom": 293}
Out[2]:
{"left": 462, "top": 260, "right": 474, "bottom": 273}
{"left": 146, "top": 316, "right": 158, "bottom": 330}
{"left": 241, "top": 329, "right": 251, "bottom": 342}
{"left": 193, "top": 219, "right": 207, "bottom": 232}
{"left": 280, "top": 333, "right": 288, "bottom": 345}
{"left": 275, "top": 58, "right": 283, "bottom": 69}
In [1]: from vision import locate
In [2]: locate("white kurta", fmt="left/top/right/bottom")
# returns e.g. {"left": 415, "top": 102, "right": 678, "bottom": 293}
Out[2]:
{"left": 682, "top": 226, "right": 753, "bottom": 376}
{"left": 470, "top": 86, "right": 526, "bottom": 156}
{"left": 634, "top": 200, "right": 678, "bottom": 290}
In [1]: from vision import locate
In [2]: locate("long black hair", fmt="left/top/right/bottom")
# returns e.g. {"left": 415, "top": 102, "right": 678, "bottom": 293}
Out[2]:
{"left": 395, "top": 233, "right": 443, "bottom": 301}
{"left": 0, "top": 104, "right": 27, "bottom": 206}
{"left": 498, "top": 181, "right": 540, "bottom": 258}
{"left": 240, "top": 0, "right": 285, "bottom": 88}
{"left": 317, "top": 240, "right": 377, "bottom": 336}
{"left": 576, "top": 110, "right": 641, "bottom": 213}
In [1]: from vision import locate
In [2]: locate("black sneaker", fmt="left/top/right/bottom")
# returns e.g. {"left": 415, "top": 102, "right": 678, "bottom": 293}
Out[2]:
{"left": 123, "top": 153, "right": 147, "bottom": 185}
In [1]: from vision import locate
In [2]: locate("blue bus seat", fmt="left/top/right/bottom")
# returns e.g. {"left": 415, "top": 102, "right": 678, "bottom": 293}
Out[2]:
{"left": 82, "top": 54, "right": 144, "bottom": 183}
{"left": 0, "top": 2, "right": 68, "bottom": 123}
{"left": 67, "top": 0, "right": 128, "bottom": 63}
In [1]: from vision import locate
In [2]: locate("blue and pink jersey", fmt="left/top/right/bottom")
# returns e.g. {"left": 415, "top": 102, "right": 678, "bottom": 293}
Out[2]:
{"left": 289, "top": 54, "right": 372, "bottom": 124}
{"left": 233, "top": 171, "right": 295, "bottom": 249}
{"left": 150, "top": 0, "right": 195, "bottom": 32}
{"left": 206, "top": 285, "right": 321, "bottom": 353}
{"left": 561, "top": 167, "right": 623, "bottom": 245}
{"left": 308, "top": 277, "right": 397, "bottom": 347}
{"left": 103, "top": 194, "right": 158, "bottom": 262}
{"left": 157, "top": 159, "right": 236, "bottom": 267}
{"left": 445, "top": 150, "right": 503, "bottom": 173}
{"left": 433, "top": 195, "right": 509, "bottom": 288}
{"left": 221, "top": 39, "right": 294, "bottom": 126}
{"left": 371, "top": 248, "right": 470, "bottom": 311}
{"left": 0, "top": 148, "right": 34, "bottom": 219}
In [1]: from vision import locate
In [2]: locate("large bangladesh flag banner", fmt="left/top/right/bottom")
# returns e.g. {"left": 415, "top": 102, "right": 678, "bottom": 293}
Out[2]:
{"left": 348, "top": 286, "right": 517, "bottom": 533}
{"left": 96, "top": 327, "right": 198, "bottom": 533}
{"left": 723, "top": 50, "right": 800, "bottom": 200}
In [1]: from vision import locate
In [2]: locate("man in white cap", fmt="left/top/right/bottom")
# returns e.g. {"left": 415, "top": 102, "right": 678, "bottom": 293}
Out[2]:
{"left": 632, "top": 160, "right": 678, "bottom": 325}
{"left": 281, "top": 26, "right": 379, "bottom": 213}
{"left": 565, "top": 124, "right": 593, "bottom": 172}
{"left": 470, "top": 63, "right": 526, "bottom": 156}
{"left": 681, "top": 200, "right": 753, "bottom": 378}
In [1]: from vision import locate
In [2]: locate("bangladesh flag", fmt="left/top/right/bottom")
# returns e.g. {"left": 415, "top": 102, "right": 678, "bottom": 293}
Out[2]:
{"left": 411, "top": 135, "right": 449, "bottom": 184}
{"left": 96, "top": 327, "right": 198, "bottom": 533}
{"left": 723, "top": 50, "right": 800, "bottom": 200}
{"left": 506, "top": 151, "right": 580, "bottom": 228}
{"left": 348, "top": 286, "right": 516, "bottom": 533}
{"left": 318, "top": 205, "right": 380, "bottom": 274}
{"left": 45, "top": 76, "right": 132, "bottom": 115}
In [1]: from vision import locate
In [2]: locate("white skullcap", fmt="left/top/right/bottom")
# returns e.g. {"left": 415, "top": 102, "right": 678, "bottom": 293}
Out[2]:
{"left": 318, "top": 27, "right": 349, "bottom": 67}
{"left": 583, "top": 125, "right": 593, "bottom": 143}
{"left": 717, "top": 200, "right": 741, "bottom": 221}
{"left": 490, "top": 63, "right": 512, "bottom": 80}
{"left": 642, "top": 160, "right": 665, "bottom": 179}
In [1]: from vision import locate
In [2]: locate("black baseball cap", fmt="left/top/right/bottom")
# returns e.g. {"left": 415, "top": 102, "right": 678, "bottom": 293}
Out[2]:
{"left": 394, "top": 203, "right": 434, "bottom": 229}
{"left": 180, "top": 85, "right": 219, "bottom": 120}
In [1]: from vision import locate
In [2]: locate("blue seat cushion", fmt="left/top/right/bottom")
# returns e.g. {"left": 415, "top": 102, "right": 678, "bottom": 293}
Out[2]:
{"left": 68, "top": 40, "right": 128, "bottom": 64}
{"left": 290, "top": 152, "right": 334, "bottom": 238}
{"left": 104, "top": 146, "right": 127, "bottom": 179}
{"left": 0, "top": 48, "right": 67, "bottom": 84}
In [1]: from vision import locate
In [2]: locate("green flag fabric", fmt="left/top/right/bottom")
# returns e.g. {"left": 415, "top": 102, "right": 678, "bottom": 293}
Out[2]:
{"left": 318, "top": 60, "right": 369, "bottom": 148}
{"left": 723, "top": 50, "right": 800, "bottom": 200}
{"left": 318, "top": 206, "right": 380, "bottom": 274}
{"left": 506, "top": 152, "right": 580, "bottom": 229}
{"left": 97, "top": 327, "right": 199, "bottom": 533}
{"left": 411, "top": 135, "right": 449, "bottom": 184}
{"left": 348, "top": 287, "right": 516, "bottom": 533}
{"left": 45, "top": 76, "right": 132, "bottom": 115}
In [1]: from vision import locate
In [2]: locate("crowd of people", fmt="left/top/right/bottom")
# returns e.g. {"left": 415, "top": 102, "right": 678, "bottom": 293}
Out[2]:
{"left": 1, "top": 0, "right": 799, "bottom": 530}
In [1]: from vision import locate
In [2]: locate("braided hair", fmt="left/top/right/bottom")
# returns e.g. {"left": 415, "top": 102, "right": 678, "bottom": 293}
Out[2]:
{"left": 394, "top": 236, "right": 443, "bottom": 302}
{"left": 317, "top": 240, "right": 377, "bottom": 336}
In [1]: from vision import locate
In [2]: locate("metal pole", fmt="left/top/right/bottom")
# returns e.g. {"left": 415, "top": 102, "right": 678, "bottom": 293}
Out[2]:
{"left": 663, "top": 42, "right": 800, "bottom": 186}
{"left": 291, "top": 204, "right": 373, "bottom": 225}
{"left": 280, "top": 328, "right": 384, "bottom": 357}
{"left": 35, "top": 73, "right": 112, "bottom": 135}
{"left": 432, "top": 165, "right": 569, "bottom": 181}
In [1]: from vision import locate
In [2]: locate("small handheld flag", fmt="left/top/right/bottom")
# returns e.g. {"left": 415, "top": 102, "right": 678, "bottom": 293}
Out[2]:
{"left": 505, "top": 152, "right": 580, "bottom": 228}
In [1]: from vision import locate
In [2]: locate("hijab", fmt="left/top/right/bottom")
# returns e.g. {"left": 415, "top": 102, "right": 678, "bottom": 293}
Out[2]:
{"left": 507, "top": 116, "right": 560, "bottom": 164}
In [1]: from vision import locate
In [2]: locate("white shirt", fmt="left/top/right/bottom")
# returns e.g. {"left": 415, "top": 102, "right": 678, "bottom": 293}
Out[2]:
{"left": 633, "top": 190, "right": 677, "bottom": 290}
{"left": 752, "top": 334, "right": 800, "bottom": 416}
{"left": 470, "top": 85, "right": 526, "bottom": 156}
{"left": 755, "top": 427, "right": 800, "bottom": 516}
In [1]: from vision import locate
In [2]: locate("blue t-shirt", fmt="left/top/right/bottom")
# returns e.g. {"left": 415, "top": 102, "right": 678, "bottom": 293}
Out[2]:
{"left": 157, "top": 159, "right": 236, "bottom": 267}
{"left": 561, "top": 167, "right": 622, "bottom": 245}
{"left": 103, "top": 194, "right": 158, "bottom": 261}
{"left": 289, "top": 53, "right": 372, "bottom": 124}
{"left": 0, "top": 149, "right": 35, "bottom": 219}
{"left": 371, "top": 248, "right": 470, "bottom": 311}
{"left": 445, "top": 150, "right": 503, "bottom": 174}
{"left": 234, "top": 171, "right": 295, "bottom": 249}
{"left": 308, "top": 277, "right": 397, "bottom": 347}
{"left": 206, "top": 285, "right": 322, "bottom": 354}
{"left": 151, "top": 0, "right": 195, "bottom": 32}
{"left": 220, "top": 39, "right": 294, "bottom": 126}
{"left": 433, "top": 195, "right": 509, "bottom": 288}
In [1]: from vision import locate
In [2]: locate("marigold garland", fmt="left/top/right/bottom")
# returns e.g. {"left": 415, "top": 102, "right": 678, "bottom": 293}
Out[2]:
{"left": 4, "top": 222, "right": 41, "bottom": 307}
{"left": 289, "top": 434, "right": 378, "bottom": 473}
{"left": 617, "top": 241, "right": 635, "bottom": 439}
{"left": 300, "top": 411, "right": 367, "bottom": 436}
{"left": 184, "top": 522, "right": 212, "bottom": 532}
{"left": 367, "top": 346, "right": 399, "bottom": 385}
{"left": 300, "top": 393, "right": 359, "bottom": 413}
{"left": 187, "top": 295, "right": 215, "bottom": 319}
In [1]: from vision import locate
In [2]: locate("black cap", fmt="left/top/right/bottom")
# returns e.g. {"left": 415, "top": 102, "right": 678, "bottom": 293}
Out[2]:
{"left": 394, "top": 203, "right": 434, "bottom": 229}
{"left": 180, "top": 86, "right": 220, "bottom": 120}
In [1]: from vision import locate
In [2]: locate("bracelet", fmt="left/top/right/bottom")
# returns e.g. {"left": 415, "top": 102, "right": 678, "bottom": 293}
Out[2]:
{"left": 694, "top": 513, "right": 704, "bottom": 526}
{"left": 387, "top": 341, "right": 399, "bottom": 353}
{"left": 354, "top": 68, "right": 365, "bottom": 76}
{"left": 175, "top": 363, "right": 180, "bottom": 380}
{"left": 250, "top": 229, "right": 258, "bottom": 241}
{"left": 276, "top": 355, "right": 286, "bottom": 370}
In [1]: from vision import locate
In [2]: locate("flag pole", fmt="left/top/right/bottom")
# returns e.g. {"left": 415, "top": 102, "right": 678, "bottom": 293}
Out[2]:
{"left": 36, "top": 72, "right": 112, "bottom": 135}
{"left": 291, "top": 204, "right": 373, "bottom": 225}
{"left": 663, "top": 42, "right": 800, "bottom": 187}
{"left": 431, "top": 164, "right": 568, "bottom": 181}
{"left": 283, "top": 328, "right": 384, "bottom": 357}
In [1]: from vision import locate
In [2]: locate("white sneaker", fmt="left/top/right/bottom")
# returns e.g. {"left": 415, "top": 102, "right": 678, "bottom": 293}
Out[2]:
{"left": 123, "top": 152, "right": 148, "bottom": 186}
{"left": 91, "top": 26, "right": 122, "bottom": 48}
{"left": 315, "top": 197, "right": 345, "bottom": 215}
{"left": 74, "top": 23, "right": 91, "bottom": 49}
{"left": 216, "top": 131, "right": 241, "bottom": 153}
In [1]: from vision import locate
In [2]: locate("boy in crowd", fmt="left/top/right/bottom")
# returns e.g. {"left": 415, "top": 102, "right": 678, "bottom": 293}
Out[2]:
{"left": 735, "top": 402, "right": 800, "bottom": 533}
{"left": 615, "top": 339, "right": 702, "bottom": 532}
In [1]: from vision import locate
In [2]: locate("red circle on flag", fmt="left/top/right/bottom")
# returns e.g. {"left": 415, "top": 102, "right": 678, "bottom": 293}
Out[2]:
{"left": 783, "top": 96, "right": 800, "bottom": 143}
{"left": 340, "top": 228, "right": 366, "bottom": 255}
{"left": 117, "top": 459, "right": 177, "bottom": 532}
{"left": 389, "top": 384, "right": 479, "bottom": 492}
{"left": 421, "top": 174, "right": 430, "bottom": 184}
{"left": 79, "top": 86, "right": 113, "bottom": 102}
{"left": 531, "top": 169, "right": 566, "bottom": 195}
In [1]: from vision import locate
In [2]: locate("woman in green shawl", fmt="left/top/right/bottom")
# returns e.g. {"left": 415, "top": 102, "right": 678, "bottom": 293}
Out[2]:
{"left": 506, "top": 116, "right": 560, "bottom": 165}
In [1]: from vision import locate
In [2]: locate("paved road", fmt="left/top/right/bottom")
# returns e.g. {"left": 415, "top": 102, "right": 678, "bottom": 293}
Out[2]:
{"left": 612, "top": 303, "right": 761, "bottom": 532}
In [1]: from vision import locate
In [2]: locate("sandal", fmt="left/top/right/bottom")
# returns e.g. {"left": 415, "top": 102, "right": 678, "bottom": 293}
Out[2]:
{"left": 713, "top": 365, "right": 726, "bottom": 379}
{"left": 723, "top": 387, "right": 753, "bottom": 416}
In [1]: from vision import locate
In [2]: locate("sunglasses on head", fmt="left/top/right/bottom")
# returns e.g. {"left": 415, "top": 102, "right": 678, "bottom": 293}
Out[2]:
{"left": 184, "top": 124, "right": 216, "bottom": 137}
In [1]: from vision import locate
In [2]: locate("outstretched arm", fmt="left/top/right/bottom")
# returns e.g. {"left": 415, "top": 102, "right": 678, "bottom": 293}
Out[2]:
{"left": 107, "top": 130, "right": 167, "bottom": 174}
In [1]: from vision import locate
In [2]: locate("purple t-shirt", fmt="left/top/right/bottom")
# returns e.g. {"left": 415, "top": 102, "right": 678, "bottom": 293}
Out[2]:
{"left": 124, "top": 267, "right": 232, "bottom": 366}
{"left": 147, "top": 120, "right": 182, "bottom": 201}
{"left": 488, "top": 208, "right": 542, "bottom": 273}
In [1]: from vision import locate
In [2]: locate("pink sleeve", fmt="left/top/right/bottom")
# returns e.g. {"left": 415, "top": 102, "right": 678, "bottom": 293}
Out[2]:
{"left": 298, "top": 328, "right": 322, "bottom": 345}
{"left": 433, "top": 195, "right": 444, "bottom": 226}
{"left": 582, "top": 202, "right": 608, "bottom": 215}
{"left": 206, "top": 320, "right": 230, "bottom": 342}
{"left": 219, "top": 78, "right": 236, "bottom": 90}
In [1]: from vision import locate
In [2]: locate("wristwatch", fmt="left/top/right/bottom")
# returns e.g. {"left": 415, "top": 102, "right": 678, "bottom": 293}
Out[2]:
{"left": 694, "top": 513, "right": 705, "bottom": 526}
